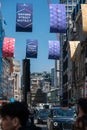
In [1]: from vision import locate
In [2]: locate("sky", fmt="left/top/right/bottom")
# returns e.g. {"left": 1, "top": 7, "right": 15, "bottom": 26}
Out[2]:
{"left": 1, "top": 0, "right": 59, "bottom": 73}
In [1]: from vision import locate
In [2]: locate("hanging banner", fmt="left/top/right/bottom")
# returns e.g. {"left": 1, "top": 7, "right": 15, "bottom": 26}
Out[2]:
{"left": 26, "top": 39, "right": 38, "bottom": 58}
{"left": 16, "top": 3, "right": 32, "bottom": 32}
{"left": 49, "top": 4, "right": 66, "bottom": 33}
{"left": 48, "top": 40, "right": 60, "bottom": 60}
{"left": 2, "top": 37, "right": 15, "bottom": 58}
{"left": 81, "top": 4, "right": 87, "bottom": 33}
{"left": 69, "top": 41, "right": 80, "bottom": 61}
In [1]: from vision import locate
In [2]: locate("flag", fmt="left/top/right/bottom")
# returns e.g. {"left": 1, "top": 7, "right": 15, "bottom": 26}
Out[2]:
{"left": 26, "top": 39, "right": 38, "bottom": 58}
{"left": 49, "top": 4, "right": 66, "bottom": 33}
{"left": 48, "top": 40, "right": 60, "bottom": 60}
{"left": 2, "top": 37, "right": 15, "bottom": 58}
{"left": 16, "top": 3, "right": 32, "bottom": 32}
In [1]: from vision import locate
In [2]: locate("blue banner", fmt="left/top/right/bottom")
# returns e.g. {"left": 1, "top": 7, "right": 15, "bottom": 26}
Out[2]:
{"left": 48, "top": 40, "right": 60, "bottom": 60}
{"left": 49, "top": 4, "right": 66, "bottom": 33}
{"left": 26, "top": 39, "right": 38, "bottom": 58}
{"left": 16, "top": 3, "right": 32, "bottom": 32}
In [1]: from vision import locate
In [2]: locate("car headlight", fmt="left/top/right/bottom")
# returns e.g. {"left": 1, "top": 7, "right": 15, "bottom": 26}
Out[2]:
{"left": 53, "top": 122, "right": 58, "bottom": 126}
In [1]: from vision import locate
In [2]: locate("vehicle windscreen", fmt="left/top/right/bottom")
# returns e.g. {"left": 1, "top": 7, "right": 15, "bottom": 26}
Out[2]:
{"left": 53, "top": 108, "right": 74, "bottom": 117}
{"left": 38, "top": 110, "right": 50, "bottom": 117}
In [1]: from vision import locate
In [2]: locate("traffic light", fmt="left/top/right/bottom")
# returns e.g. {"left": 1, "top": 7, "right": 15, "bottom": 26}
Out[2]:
{"left": 22, "top": 59, "right": 30, "bottom": 92}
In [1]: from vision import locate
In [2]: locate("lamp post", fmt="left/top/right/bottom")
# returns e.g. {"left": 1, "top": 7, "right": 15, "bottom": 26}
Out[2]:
{"left": 22, "top": 59, "right": 30, "bottom": 104}
{"left": 55, "top": 66, "right": 63, "bottom": 106}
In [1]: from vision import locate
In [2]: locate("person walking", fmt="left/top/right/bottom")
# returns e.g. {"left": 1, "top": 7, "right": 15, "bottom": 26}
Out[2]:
{"left": 0, "top": 101, "right": 29, "bottom": 130}
{"left": 73, "top": 98, "right": 87, "bottom": 130}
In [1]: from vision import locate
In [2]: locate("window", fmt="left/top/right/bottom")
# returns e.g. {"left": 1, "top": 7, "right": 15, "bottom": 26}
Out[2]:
{"left": 68, "top": 6, "right": 72, "bottom": 10}
{"left": 85, "top": 63, "right": 87, "bottom": 76}
{"left": 73, "top": 0, "right": 77, "bottom": 3}
{"left": 68, "top": 0, "right": 72, "bottom": 4}
{"left": 85, "top": 46, "right": 87, "bottom": 57}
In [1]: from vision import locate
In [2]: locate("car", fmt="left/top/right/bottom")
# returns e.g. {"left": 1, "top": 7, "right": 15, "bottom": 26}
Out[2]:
{"left": 47, "top": 107, "right": 76, "bottom": 130}
{"left": 36, "top": 109, "right": 50, "bottom": 124}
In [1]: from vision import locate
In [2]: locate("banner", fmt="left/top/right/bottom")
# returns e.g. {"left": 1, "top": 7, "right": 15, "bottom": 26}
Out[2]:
{"left": 81, "top": 4, "right": 87, "bottom": 33}
{"left": 49, "top": 4, "right": 66, "bottom": 33}
{"left": 26, "top": 39, "right": 38, "bottom": 58}
{"left": 2, "top": 37, "right": 15, "bottom": 58}
{"left": 69, "top": 41, "right": 80, "bottom": 61}
{"left": 48, "top": 40, "right": 60, "bottom": 60}
{"left": 16, "top": 3, "right": 32, "bottom": 32}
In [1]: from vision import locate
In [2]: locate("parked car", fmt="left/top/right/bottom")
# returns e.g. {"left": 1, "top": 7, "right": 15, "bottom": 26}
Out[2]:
{"left": 36, "top": 109, "right": 50, "bottom": 124}
{"left": 47, "top": 107, "right": 76, "bottom": 130}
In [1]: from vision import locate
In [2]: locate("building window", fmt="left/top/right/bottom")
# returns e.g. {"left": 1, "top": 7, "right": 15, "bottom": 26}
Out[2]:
{"left": 85, "top": 63, "right": 87, "bottom": 76}
{"left": 68, "top": 0, "right": 72, "bottom": 4}
{"left": 67, "top": 12, "right": 71, "bottom": 17}
{"left": 73, "top": 0, "right": 77, "bottom": 3}
{"left": 68, "top": 6, "right": 72, "bottom": 10}
{"left": 85, "top": 46, "right": 87, "bottom": 57}
{"left": 79, "top": 0, "right": 86, "bottom": 4}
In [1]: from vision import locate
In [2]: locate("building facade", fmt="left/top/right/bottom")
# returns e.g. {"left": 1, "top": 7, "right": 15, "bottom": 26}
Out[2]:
{"left": 68, "top": 0, "right": 87, "bottom": 101}
{"left": 12, "top": 60, "right": 21, "bottom": 101}
{"left": 60, "top": 0, "right": 79, "bottom": 106}
{"left": 58, "top": 0, "right": 87, "bottom": 106}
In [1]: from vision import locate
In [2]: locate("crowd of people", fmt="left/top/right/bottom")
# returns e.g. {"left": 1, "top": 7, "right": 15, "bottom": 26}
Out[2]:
{"left": 73, "top": 98, "right": 87, "bottom": 130}
{"left": 0, "top": 101, "right": 41, "bottom": 130}
{"left": 0, "top": 98, "right": 87, "bottom": 130}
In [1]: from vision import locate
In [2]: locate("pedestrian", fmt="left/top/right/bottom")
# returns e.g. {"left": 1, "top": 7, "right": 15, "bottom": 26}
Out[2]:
{"left": 26, "top": 109, "right": 42, "bottom": 130}
{"left": 0, "top": 101, "right": 29, "bottom": 130}
{"left": 29, "top": 109, "right": 34, "bottom": 125}
{"left": 73, "top": 98, "right": 87, "bottom": 130}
